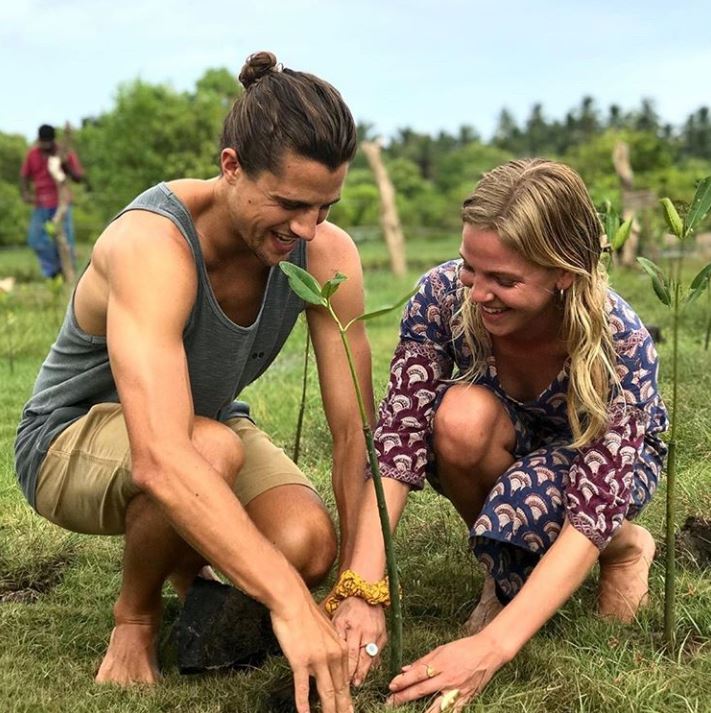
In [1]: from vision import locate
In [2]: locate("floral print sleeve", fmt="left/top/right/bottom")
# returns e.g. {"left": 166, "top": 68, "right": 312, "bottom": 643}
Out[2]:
{"left": 565, "top": 293, "right": 669, "bottom": 549}
{"left": 372, "top": 261, "right": 463, "bottom": 489}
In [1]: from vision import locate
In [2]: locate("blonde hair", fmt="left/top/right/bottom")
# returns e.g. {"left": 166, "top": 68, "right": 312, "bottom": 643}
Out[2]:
{"left": 456, "top": 158, "right": 619, "bottom": 448}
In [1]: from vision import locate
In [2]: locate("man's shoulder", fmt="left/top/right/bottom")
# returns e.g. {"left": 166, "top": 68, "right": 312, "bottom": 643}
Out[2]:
{"left": 307, "top": 220, "right": 360, "bottom": 271}
{"left": 95, "top": 209, "right": 195, "bottom": 277}
{"left": 313, "top": 219, "right": 353, "bottom": 245}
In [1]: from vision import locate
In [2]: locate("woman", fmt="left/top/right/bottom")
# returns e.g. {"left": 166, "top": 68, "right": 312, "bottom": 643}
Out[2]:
{"left": 326, "top": 159, "right": 668, "bottom": 711}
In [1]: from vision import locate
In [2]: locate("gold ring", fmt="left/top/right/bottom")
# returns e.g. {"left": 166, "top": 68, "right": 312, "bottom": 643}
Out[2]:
{"left": 440, "top": 688, "right": 460, "bottom": 712}
{"left": 425, "top": 664, "right": 437, "bottom": 678}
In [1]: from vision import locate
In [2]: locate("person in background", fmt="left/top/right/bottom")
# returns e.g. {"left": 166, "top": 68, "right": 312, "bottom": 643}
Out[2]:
{"left": 327, "top": 158, "right": 668, "bottom": 712}
{"left": 20, "top": 123, "right": 85, "bottom": 278}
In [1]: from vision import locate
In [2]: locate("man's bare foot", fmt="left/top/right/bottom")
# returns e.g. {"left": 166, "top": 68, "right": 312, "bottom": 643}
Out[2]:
{"left": 597, "top": 524, "right": 656, "bottom": 623}
{"left": 463, "top": 576, "right": 503, "bottom": 635}
{"left": 95, "top": 622, "right": 160, "bottom": 685}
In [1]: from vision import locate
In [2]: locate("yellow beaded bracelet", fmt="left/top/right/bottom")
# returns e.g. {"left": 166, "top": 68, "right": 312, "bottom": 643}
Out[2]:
{"left": 323, "top": 569, "right": 391, "bottom": 616}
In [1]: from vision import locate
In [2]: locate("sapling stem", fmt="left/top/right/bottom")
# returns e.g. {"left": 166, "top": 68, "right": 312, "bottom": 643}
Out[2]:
{"left": 327, "top": 301, "right": 403, "bottom": 676}
{"left": 293, "top": 327, "right": 310, "bottom": 464}
{"left": 641, "top": 180, "right": 711, "bottom": 653}
{"left": 664, "top": 278, "right": 680, "bottom": 651}
{"left": 279, "top": 261, "right": 414, "bottom": 678}
{"left": 705, "top": 288, "right": 710, "bottom": 351}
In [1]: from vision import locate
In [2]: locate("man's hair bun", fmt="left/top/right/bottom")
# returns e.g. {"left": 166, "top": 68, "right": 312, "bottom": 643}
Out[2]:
{"left": 238, "top": 51, "right": 280, "bottom": 89}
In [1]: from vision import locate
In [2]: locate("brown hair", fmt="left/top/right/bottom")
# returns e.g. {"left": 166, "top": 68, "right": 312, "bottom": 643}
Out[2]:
{"left": 456, "top": 158, "right": 619, "bottom": 448}
{"left": 221, "top": 51, "right": 357, "bottom": 176}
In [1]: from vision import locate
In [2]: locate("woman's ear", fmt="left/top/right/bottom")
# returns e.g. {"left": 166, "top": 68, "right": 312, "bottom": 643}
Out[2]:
{"left": 556, "top": 270, "right": 575, "bottom": 291}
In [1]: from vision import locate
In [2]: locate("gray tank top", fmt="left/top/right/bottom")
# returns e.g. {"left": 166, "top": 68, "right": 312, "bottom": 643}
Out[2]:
{"left": 15, "top": 181, "right": 307, "bottom": 508}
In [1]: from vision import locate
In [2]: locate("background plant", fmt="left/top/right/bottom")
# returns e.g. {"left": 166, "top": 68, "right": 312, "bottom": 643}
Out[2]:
{"left": 636, "top": 176, "right": 711, "bottom": 651}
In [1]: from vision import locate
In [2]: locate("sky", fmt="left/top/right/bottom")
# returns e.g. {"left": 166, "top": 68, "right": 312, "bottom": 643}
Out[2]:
{"left": 2, "top": 0, "right": 710, "bottom": 143}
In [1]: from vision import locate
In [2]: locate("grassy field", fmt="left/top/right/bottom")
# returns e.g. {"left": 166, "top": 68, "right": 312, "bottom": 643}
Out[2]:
{"left": 0, "top": 239, "right": 709, "bottom": 713}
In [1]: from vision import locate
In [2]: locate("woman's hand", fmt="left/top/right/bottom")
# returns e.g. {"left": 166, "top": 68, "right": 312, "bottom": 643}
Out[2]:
{"left": 385, "top": 632, "right": 510, "bottom": 711}
{"left": 330, "top": 596, "right": 387, "bottom": 687}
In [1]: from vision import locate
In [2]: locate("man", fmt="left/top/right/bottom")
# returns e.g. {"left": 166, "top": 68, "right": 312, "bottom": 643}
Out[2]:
{"left": 15, "top": 52, "right": 372, "bottom": 713}
{"left": 20, "top": 123, "right": 85, "bottom": 277}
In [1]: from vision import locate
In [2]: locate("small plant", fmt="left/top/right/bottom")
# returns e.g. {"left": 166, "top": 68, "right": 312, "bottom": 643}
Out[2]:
{"left": 292, "top": 323, "right": 310, "bottom": 464}
{"left": 705, "top": 286, "right": 711, "bottom": 351}
{"left": 47, "top": 275, "right": 69, "bottom": 330}
{"left": 0, "top": 291, "right": 18, "bottom": 373}
{"left": 601, "top": 201, "right": 635, "bottom": 262}
{"left": 637, "top": 176, "right": 711, "bottom": 652}
{"left": 279, "top": 261, "right": 415, "bottom": 677}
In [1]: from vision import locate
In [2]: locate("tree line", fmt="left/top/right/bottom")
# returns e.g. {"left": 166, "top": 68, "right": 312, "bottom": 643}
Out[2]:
{"left": 1, "top": 68, "right": 710, "bottom": 248}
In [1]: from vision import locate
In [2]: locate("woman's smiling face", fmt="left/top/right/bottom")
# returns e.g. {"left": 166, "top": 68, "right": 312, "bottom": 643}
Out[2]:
{"left": 458, "top": 224, "right": 572, "bottom": 342}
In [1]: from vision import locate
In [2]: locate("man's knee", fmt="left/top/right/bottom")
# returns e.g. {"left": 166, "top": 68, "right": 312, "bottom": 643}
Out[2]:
{"left": 191, "top": 418, "right": 244, "bottom": 487}
{"left": 250, "top": 489, "right": 337, "bottom": 586}
{"left": 433, "top": 385, "right": 508, "bottom": 469}
{"left": 278, "top": 508, "right": 337, "bottom": 586}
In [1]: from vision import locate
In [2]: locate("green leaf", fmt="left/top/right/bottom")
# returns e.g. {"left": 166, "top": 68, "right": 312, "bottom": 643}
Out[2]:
{"left": 611, "top": 217, "right": 634, "bottom": 251}
{"left": 356, "top": 285, "right": 419, "bottom": 323}
{"left": 603, "top": 203, "right": 618, "bottom": 249}
{"left": 685, "top": 175, "right": 711, "bottom": 235}
{"left": 651, "top": 277, "right": 672, "bottom": 306}
{"left": 660, "top": 198, "right": 684, "bottom": 238}
{"left": 279, "top": 262, "right": 325, "bottom": 306}
{"left": 686, "top": 262, "right": 711, "bottom": 304}
{"left": 321, "top": 272, "right": 348, "bottom": 300}
{"left": 637, "top": 256, "right": 664, "bottom": 279}
{"left": 637, "top": 257, "right": 672, "bottom": 307}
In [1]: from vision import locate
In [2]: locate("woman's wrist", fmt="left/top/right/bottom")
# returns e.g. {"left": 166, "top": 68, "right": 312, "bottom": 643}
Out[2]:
{"left": 473, "top": 625, "right": 518, "bottom": 665}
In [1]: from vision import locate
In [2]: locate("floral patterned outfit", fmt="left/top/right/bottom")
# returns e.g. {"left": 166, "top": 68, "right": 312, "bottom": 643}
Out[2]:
{"left": 373, "top": 261, "right": 668, "bottom": 603}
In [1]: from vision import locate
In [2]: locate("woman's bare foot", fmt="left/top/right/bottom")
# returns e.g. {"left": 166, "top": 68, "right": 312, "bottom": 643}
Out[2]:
{"left": 463, "top": 576, "right": 503, "bottom": 635}
{"left": 597, "top": 523, "right": 656, "bottom": 623}
{"left": 95, "top": 621, "right": 160, "bottom": 685}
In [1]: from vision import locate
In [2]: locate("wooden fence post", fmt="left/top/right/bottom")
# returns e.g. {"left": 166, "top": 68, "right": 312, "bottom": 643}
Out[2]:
{"left": 361, "top": 140, "right": 407, "bottom": 277}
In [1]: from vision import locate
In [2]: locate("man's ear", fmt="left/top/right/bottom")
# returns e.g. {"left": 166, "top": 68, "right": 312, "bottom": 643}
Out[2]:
{"left": 220, "top": 148, "right": 242, "bottom": 181}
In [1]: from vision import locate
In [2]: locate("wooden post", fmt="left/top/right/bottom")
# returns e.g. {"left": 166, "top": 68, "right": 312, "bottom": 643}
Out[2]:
{"left": 612, "top": 141, "right": 640, "bottom": 268}
{"left": 361, "top": 140, "right": 407, "bottom": 277}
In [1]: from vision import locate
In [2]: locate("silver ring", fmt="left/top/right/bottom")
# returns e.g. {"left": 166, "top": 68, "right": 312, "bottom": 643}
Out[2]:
{"left": 363, "top": 642, "right": 379, "bottom": 657}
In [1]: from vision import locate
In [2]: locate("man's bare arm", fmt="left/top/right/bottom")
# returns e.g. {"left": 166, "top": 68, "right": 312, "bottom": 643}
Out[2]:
{"left": 101, "top": 220, "right": 302, "bottom": 607}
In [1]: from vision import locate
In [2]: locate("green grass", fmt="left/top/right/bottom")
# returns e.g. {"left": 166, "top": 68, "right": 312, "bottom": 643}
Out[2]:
{"left": 1, "top": 241, "right": 709, "bottom": 712}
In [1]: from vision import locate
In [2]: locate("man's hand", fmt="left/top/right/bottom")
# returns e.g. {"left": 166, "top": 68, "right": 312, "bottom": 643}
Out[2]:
{"left": 331, "top": 596, "right": 387, "bottom": 687}
{"left": 271, "top": 597, "right": 353, "bottom": 713}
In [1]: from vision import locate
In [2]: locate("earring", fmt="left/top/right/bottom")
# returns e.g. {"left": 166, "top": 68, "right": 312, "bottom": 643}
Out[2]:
{"left": 559, "top": 288, "right": 566, "bottom": 302}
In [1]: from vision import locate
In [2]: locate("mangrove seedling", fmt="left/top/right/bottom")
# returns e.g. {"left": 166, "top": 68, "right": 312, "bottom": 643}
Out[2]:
{"left": 279, "top": 261, "right": 416, "bottom": 677}
{"left": 637, "top": 176, "right": 711, "bottom": 651}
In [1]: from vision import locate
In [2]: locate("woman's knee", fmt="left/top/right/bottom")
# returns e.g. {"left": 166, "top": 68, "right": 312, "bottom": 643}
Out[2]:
{"left": 433, "top": 385, "right": 512, "bottom": 469}
{"left": 191, "top": 418, "right": 244, "bottom": 486}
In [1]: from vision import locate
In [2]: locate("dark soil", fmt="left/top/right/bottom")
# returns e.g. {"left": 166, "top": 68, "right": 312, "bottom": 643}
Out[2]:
{"left": 676, "top": 516, "right": 711, "bottom": 569}
{"left": 0, "top": 554, "right": 72, "bottom": 603}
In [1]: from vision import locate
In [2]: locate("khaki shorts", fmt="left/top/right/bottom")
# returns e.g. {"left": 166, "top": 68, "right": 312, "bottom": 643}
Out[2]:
{"left": 34, "top": 402, "right": 315, "bottom": 535}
